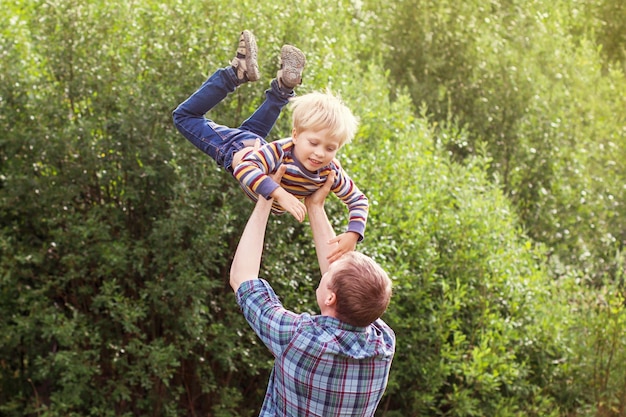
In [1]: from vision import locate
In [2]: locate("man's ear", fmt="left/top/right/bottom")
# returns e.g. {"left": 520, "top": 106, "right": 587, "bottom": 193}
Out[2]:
{"left": 325, "top": 291, "right": 337, "bottom": 307}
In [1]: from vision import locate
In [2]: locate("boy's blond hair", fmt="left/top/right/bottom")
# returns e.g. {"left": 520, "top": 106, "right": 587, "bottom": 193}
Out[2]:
{"left": 289, "top": 89, "right": 359, "bottom": 148}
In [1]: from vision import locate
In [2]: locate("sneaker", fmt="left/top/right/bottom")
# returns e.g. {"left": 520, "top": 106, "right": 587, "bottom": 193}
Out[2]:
{"left": 277, "top": 45, "right": 306, "bottom": 90}
{"left": 231, "top": 30, "right": 260, "bottom": 82}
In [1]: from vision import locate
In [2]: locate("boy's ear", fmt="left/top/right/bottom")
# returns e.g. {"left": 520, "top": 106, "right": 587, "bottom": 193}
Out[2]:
{"left": 291, "top": 127, "right": 298, "bottom": 141}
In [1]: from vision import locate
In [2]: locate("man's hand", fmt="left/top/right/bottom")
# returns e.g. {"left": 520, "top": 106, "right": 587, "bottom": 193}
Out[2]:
{"left": 270, "top": 163, "right": 287, "bottom": 183}
{"left": 305, "top": 171, "right": 336, "bottom": 209}
{"left": 305, "top": 171, "right": 357, "bottom": 262}
{"left": 327, "top": 232, "right": 359, "bottom": 263}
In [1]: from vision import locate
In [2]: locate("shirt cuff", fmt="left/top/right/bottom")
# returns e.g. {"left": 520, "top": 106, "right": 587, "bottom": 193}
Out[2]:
{"left": 255, "top": 177, "right": 280, "bottom": 200}
{"left": 348, "top": 221, "right": 365, "bottom": 242}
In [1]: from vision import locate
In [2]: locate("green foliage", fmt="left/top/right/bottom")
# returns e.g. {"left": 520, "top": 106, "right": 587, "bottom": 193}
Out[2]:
{"left": 548, "top": 271, "right": 626, "bottom": 417}
{"left": 1, "top": 0, "right": 625, "bottom": 416}
{"left": 337, "top": 69, "right": 565, "bottom": 416}
{"left": 363, "top": 0, "right": 626, "bottom": 286}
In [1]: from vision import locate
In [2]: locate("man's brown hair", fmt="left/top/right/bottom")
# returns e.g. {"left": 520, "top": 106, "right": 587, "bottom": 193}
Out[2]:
{"left": 328, "top": 252, "right": 392, "bottom": 327}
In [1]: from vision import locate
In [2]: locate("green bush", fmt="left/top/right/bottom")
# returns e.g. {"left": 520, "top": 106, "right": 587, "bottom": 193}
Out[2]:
{"left": 2, "top": 0, "right": 625, "bottom": 416}
{"left": 362, "top": 0, "right": 626, "bottom": 286}
{"left": 337, "top": 70, "right": 567, "bottom": 416}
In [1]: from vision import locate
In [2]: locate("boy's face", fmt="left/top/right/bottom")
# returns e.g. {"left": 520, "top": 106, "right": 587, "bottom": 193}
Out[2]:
{"left": 291, "top": 127, "right": 341, "bottom": 172}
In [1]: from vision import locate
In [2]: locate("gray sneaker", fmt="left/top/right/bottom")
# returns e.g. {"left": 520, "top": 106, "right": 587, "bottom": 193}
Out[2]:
{"left": 277, "top": 45, "right": 306, "bottom": 90}
{"left": 231, "top": 30, "right": 260, "bottom": 82}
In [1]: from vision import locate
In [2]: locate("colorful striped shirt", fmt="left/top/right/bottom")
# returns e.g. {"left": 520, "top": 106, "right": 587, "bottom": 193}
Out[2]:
{"left": 236, "top": 279, "right": 395, "bottom": 417}
{"left": 232, "top": 138, "right": 369, "bottom": 240}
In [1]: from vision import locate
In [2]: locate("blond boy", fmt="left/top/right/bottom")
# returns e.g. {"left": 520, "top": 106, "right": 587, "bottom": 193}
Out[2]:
{"left": 173, "top": 30, "right": 368, "bottom": 259}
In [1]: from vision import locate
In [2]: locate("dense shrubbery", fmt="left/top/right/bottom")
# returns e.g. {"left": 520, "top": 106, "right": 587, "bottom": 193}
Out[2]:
{"left": 364, "top": 0, "right": 626, "bottom": 284}
{"left": 1, "top": 0, "right": 624, "bottom": 416}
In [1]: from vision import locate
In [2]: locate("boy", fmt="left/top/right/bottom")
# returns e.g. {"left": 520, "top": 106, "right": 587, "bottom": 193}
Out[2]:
{"left": 173, "top": 30, "right": 368, "bottom": 260}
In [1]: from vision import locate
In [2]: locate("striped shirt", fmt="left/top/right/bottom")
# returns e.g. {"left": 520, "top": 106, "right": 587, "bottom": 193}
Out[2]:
{"left": 232, "top": 138, "right": 369, "bottom": 239}
{"left": 236, "top": 279, "right": 395, "bottom": 417}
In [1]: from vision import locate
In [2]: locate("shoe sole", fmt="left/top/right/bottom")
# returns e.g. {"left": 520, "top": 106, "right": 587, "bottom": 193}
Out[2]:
{"left": 280, "top": 45, "right": 306, "bottom": 88}
{"left": 241, "top": 30, "right": 260, "bottom": 81}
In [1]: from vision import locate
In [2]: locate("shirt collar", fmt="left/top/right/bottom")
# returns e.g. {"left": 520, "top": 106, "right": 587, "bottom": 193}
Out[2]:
{"left": 315, "top": 315, "right": 368, "bottom": 333}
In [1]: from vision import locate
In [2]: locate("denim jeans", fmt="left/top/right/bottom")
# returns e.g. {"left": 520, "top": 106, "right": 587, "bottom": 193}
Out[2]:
{"left": 173, "top": 66, "right": 293, "bottom": 173}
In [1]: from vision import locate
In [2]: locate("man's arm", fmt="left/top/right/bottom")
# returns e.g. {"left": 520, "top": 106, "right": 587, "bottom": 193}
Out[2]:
{"left": 229, "top": 196, "right": 273, "bottom": 293}
{"left": 305, "top": 172, "right": 339, "bottom": 274}
{"left": 230, "top": 165, "right": 286, "bottom": 293}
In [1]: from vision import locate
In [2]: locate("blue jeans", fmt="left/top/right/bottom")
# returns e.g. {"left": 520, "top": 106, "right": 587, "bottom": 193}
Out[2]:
{"left": 173, "top": 66, "right": 293, "bottom": 173}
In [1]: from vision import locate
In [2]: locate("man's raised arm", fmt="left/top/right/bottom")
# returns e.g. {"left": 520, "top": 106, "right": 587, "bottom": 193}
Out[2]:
{"left": 229, "top": 195, "right": 273, "bottom": 293}
{"left": 230, "top": 165, "right": 286, "bottom": 292}
{"left": 305, "top": 172, "right": 339, "bottom": 275}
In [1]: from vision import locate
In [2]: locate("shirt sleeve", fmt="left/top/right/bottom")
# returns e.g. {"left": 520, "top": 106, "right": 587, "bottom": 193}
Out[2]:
{"left": 233, "top": 142, "right": 284, "bottom": 199}
{"left": 330, "top": 162, "right": 369, "bottom": 241}
{"left": 235, "top": 279, "right": 301, "bottom": 357}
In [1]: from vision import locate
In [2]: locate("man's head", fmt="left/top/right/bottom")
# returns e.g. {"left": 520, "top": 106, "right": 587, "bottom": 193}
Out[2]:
{"left": 289, "top": 90, "right": 359, "bottom": 171}
{"left": 317, "top": 251, "right": 392, "bottom": 327}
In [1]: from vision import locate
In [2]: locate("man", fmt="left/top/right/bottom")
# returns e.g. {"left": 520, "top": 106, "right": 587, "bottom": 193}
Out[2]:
{"left": 230, "top": 169, "right": 395, "bottom": 416}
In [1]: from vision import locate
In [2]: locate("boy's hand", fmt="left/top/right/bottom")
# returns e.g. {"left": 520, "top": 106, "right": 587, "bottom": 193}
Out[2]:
{"left": 327, "top": 231, "right": 359, "bottom": 263}
{"left": 271, "top": 187, "right": 306, "bottom": 222}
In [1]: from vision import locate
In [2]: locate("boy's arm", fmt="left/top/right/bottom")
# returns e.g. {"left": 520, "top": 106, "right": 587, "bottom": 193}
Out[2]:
{"left": 233, "top": 143, "right": 282, "bottom": 198}
{"left": 269, "top": 187, "right": 307, "bottom": 222}
{"left": 234, "top": 142, "right": 307, "bottom": 222}
{"left": 330, "top": 164, "right": 369, "bottom": 239}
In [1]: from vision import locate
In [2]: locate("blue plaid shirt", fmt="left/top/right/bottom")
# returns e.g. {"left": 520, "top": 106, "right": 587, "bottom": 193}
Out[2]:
{"left": 236, "top": 279, "right": 395, "bottom": 417}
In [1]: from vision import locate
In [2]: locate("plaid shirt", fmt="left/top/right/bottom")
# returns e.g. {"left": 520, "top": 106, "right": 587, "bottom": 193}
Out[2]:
{"left": 236, "top": 279, "right": 395, "bottom": 417}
